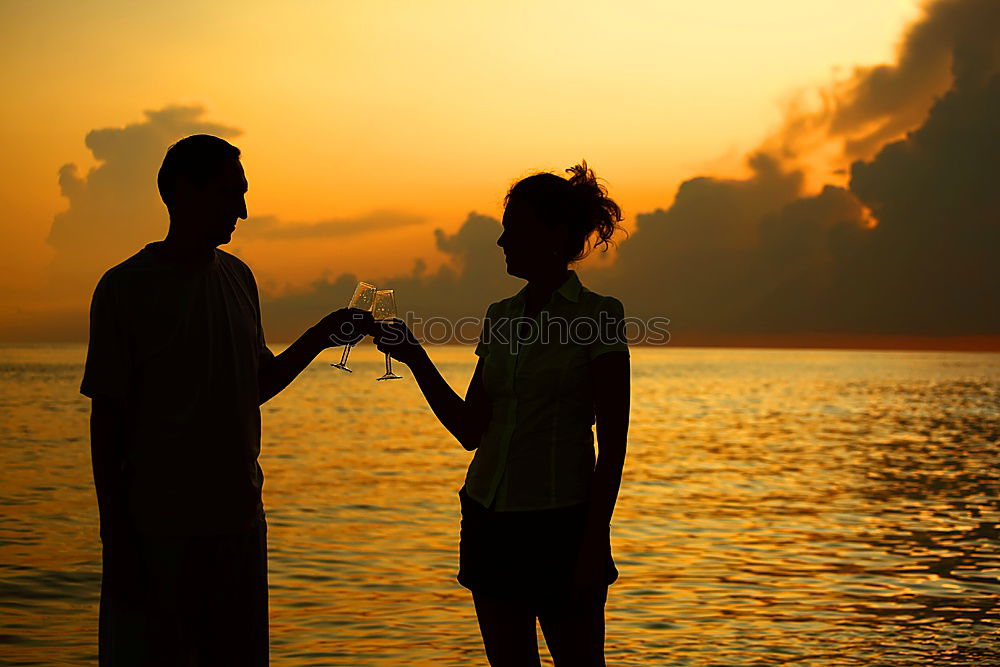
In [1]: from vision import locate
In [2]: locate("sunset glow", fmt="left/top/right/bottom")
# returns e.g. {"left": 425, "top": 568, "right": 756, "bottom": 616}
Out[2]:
{"left": 3, "top": 0, "right": 995, "bottom": 350}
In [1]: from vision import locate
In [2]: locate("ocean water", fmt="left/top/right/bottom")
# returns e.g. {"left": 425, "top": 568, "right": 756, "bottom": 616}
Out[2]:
{"left": 1, "top": 344, "right": 998, "bottom": 666}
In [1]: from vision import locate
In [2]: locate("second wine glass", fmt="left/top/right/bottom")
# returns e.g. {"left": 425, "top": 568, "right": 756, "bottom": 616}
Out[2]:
{"left": 330, "top": 281, "right": 377, "bottom": 373}
{"left": 372, "top": 289, "right": 403, "bottom": 381}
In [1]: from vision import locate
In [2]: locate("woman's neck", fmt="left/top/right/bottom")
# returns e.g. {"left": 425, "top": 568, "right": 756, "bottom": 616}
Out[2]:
{"left": 523, "top": 267, "right": 570, "bottom": 315}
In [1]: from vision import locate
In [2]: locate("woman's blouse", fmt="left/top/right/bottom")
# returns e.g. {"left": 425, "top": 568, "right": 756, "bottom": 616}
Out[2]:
{"left": 464, "top": 271, "right": 628, "bottom": 512}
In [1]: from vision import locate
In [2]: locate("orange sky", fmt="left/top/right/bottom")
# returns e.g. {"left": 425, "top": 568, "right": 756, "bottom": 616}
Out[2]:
{"left": 0, "top": 0, "right": 926, "bottom": 336}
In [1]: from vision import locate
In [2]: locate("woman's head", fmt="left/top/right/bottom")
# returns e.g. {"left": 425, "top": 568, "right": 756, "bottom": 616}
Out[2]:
{"left": 499, "top": 162, "right": 624, "bottom": 280}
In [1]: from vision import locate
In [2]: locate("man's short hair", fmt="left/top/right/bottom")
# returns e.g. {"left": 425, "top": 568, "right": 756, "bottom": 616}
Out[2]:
{"left": 157, "top": 135, "right": 241, "bottom": 209}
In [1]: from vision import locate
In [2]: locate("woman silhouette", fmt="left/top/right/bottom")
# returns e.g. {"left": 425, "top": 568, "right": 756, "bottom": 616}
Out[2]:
{"left": 375, "top": 163, "right": 629, "bottom": 666}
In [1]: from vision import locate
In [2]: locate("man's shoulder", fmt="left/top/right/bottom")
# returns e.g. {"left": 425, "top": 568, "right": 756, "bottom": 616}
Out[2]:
{"left": 95, "top": 247, "right": 157, "bottom": 291}
{"left": 216, "top": 248, "right": 255, "bottom": 282}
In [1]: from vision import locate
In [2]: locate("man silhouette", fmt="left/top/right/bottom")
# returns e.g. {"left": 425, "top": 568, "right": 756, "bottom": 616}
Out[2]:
{"left": 81, "top": 134, "right": 368, "bottom": 665}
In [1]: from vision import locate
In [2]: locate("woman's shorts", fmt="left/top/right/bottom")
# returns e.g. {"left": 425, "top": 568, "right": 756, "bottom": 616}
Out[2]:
{"left": 457, "top": 487, "right": 617, "bottom": 614}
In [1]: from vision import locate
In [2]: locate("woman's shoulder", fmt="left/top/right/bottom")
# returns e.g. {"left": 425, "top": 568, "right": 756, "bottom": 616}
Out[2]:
{"left": 575, "top": 285, "right": 629, "bottom": 357}
{"left": 482, "top": 292, "right": 523, "bottom": 317}
{"left": 577, "top": 284, "right": 625, "bottom": 316}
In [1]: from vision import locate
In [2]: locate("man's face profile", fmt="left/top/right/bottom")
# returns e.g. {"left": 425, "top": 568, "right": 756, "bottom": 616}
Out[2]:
{"left": 174, "top": 158, "right": 249, "bottom": 247}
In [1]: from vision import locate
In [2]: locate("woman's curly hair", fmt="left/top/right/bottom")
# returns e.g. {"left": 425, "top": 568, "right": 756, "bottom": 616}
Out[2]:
{"left": 505, "top": 160, "right": 626, "bottom": 262}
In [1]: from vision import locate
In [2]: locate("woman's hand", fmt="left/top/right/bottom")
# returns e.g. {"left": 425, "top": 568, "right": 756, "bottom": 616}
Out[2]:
{"left": 569, "top": 529, "right": 610, "bottom": 602}
{"left": 373, "top": 319, "right": 427, "bottom": 367}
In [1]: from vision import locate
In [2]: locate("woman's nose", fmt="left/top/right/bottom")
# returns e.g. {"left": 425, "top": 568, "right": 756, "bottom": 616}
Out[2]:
{"left": 496, "top": 232, "right": 506, "bottom": 248}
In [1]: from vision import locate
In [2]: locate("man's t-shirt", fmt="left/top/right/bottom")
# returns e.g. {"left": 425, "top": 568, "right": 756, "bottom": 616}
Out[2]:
{"left": 81, "top": 242, "right": 275, "bottom": 537}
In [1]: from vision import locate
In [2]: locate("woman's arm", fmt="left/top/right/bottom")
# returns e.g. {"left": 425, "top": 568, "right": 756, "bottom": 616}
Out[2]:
{"left": 376, "top": 321, "right": 490, "bottom": 451}
{"left": 575, "top": 349, "right": 630, "bottom": 589}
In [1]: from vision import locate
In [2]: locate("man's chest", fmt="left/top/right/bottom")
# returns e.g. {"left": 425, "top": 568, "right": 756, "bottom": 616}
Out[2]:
{"left": 126, "top": 273, "right": 259, "bottom": 376}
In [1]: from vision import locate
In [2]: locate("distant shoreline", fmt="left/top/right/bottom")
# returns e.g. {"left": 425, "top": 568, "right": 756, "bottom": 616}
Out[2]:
{"left": 3, "top": 335, "right": 999, "bottom": 353}
{"left": 648, "top": 333, "right": 1000, "bottom": 353}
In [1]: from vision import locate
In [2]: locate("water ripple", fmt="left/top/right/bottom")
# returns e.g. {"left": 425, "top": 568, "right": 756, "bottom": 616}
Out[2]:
{"left": 1, "top": 345, "right": 998, "bottom": 665}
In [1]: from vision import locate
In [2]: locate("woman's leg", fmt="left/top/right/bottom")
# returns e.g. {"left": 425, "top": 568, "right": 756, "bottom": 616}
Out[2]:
{"left": 472, "top": 592, "right": 542, "bottom": 667}
{"left": 537, "top": 588, "right": 607, "bottom": 667}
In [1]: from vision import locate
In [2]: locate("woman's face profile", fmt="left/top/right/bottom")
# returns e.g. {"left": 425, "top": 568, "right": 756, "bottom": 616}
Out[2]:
{"left": 498, "top": 197, "right": 567, "bottom": 280}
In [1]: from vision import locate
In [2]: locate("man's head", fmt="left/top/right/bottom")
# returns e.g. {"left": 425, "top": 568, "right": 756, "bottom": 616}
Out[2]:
{"left": 157, "top": 135, "right": 247, "bottom": 247}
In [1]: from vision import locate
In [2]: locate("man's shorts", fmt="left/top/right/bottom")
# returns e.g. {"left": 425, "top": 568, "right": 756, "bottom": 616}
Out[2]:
{"left": 98, "top": 520, "right": 268, "bottom": 666}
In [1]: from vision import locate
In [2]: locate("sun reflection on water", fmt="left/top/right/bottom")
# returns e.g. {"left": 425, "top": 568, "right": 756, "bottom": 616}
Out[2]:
{"left": 0, "top": 344, "right": 997, "bottom": 665}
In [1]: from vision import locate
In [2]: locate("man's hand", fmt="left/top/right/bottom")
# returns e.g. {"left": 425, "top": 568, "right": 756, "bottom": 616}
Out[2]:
{"left": 313, "top": 308, "right": 374, "bottom": 348}
{"left": 373, "top": 319, "right": 426, "bottom": 366}
{"left": 102, "top": 511, "right": 143, "bottom": 602}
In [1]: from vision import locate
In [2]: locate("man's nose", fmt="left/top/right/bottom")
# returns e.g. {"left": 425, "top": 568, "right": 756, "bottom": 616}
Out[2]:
{"left": 238, "top": 198, "right": 248, "bottom": 220}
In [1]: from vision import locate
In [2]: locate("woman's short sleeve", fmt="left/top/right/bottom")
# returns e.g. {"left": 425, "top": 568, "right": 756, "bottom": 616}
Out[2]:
{"left": 587, "top": 296, "right": 629, "bottom": 360}
{"left": 475, "top": 303, "right": 495, "bottom": 358}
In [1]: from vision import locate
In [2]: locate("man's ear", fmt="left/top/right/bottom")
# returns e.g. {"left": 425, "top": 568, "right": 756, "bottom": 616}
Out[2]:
{"left": 171, "top": 177, "right": 192, "bottom": 210}
{"left": 173, "top": 175, "right": 208, "bottom": 207}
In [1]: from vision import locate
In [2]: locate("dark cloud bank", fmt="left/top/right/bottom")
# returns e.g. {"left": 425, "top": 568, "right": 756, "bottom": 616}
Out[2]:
{"left": 263, "top": 0, "right": 1000, "bottom": 347}
{"left": 16, "top": 0, "right": 1000, "bottom": 348}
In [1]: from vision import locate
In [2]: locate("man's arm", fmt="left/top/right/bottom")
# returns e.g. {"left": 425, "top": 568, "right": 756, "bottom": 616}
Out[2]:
{"left": 258, "top": 309, "right": 372, "bottom": 404}
{"left": 90, "top": 395, "right": 127, "bottom": 541}
{"left": 257, "top": 327, "right": 324, "bottom": 405}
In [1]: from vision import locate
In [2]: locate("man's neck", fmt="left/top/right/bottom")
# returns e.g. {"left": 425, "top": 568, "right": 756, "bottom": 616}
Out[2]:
{"left": 156, "top": 232, "right": 217, "bottom": 266}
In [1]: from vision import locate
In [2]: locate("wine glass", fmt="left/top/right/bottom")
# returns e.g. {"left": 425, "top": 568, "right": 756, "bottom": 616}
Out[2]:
{"left": 330, "top": 281, "right": 377, "bottom": 372}
{"left": 372, "top": 289, "right": 403, "bottom": 381}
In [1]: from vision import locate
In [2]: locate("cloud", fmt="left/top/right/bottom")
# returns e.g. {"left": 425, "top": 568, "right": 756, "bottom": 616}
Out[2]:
{"left": 45, "top": 104, "right": 429, "bottom": 297}
{"left": 46, "top": 105, "right": 242, "bottom": 299}
{"left": 260, "top": 0, "right": 1000, "bottom": 346}
{"left": 21, "top": 104, "right": 428, "bottom": 341}
{"left": 588, "top": 153, "right": 804, "bottom": 328}
{"left": 775, "top": 0, "right": 1000, "bottom": 164}
{"left": 259, "top": 212, "right": 520, "bottom": 342}
{"left": 238, "top": 211, "right": 424, "bottom": 240}
{"left": 844, "top": 52, "right": 1000, "bottom": 335}
{"left": 582, "top": 0, "right": 1000, "bottom": 341}
{"left": 262, "top": 0, "right": 1000, "bottom": 344}
{"left": 10, "top": 0, "right": 998, "bottom": 347}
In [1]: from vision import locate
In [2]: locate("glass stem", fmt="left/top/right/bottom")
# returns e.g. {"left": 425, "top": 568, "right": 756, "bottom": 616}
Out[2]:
{"left": 385, "top": 353, "right": 392, "bottom": 375}
{"left": 340, "top": 344, "right": 351, "bottom": 366}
